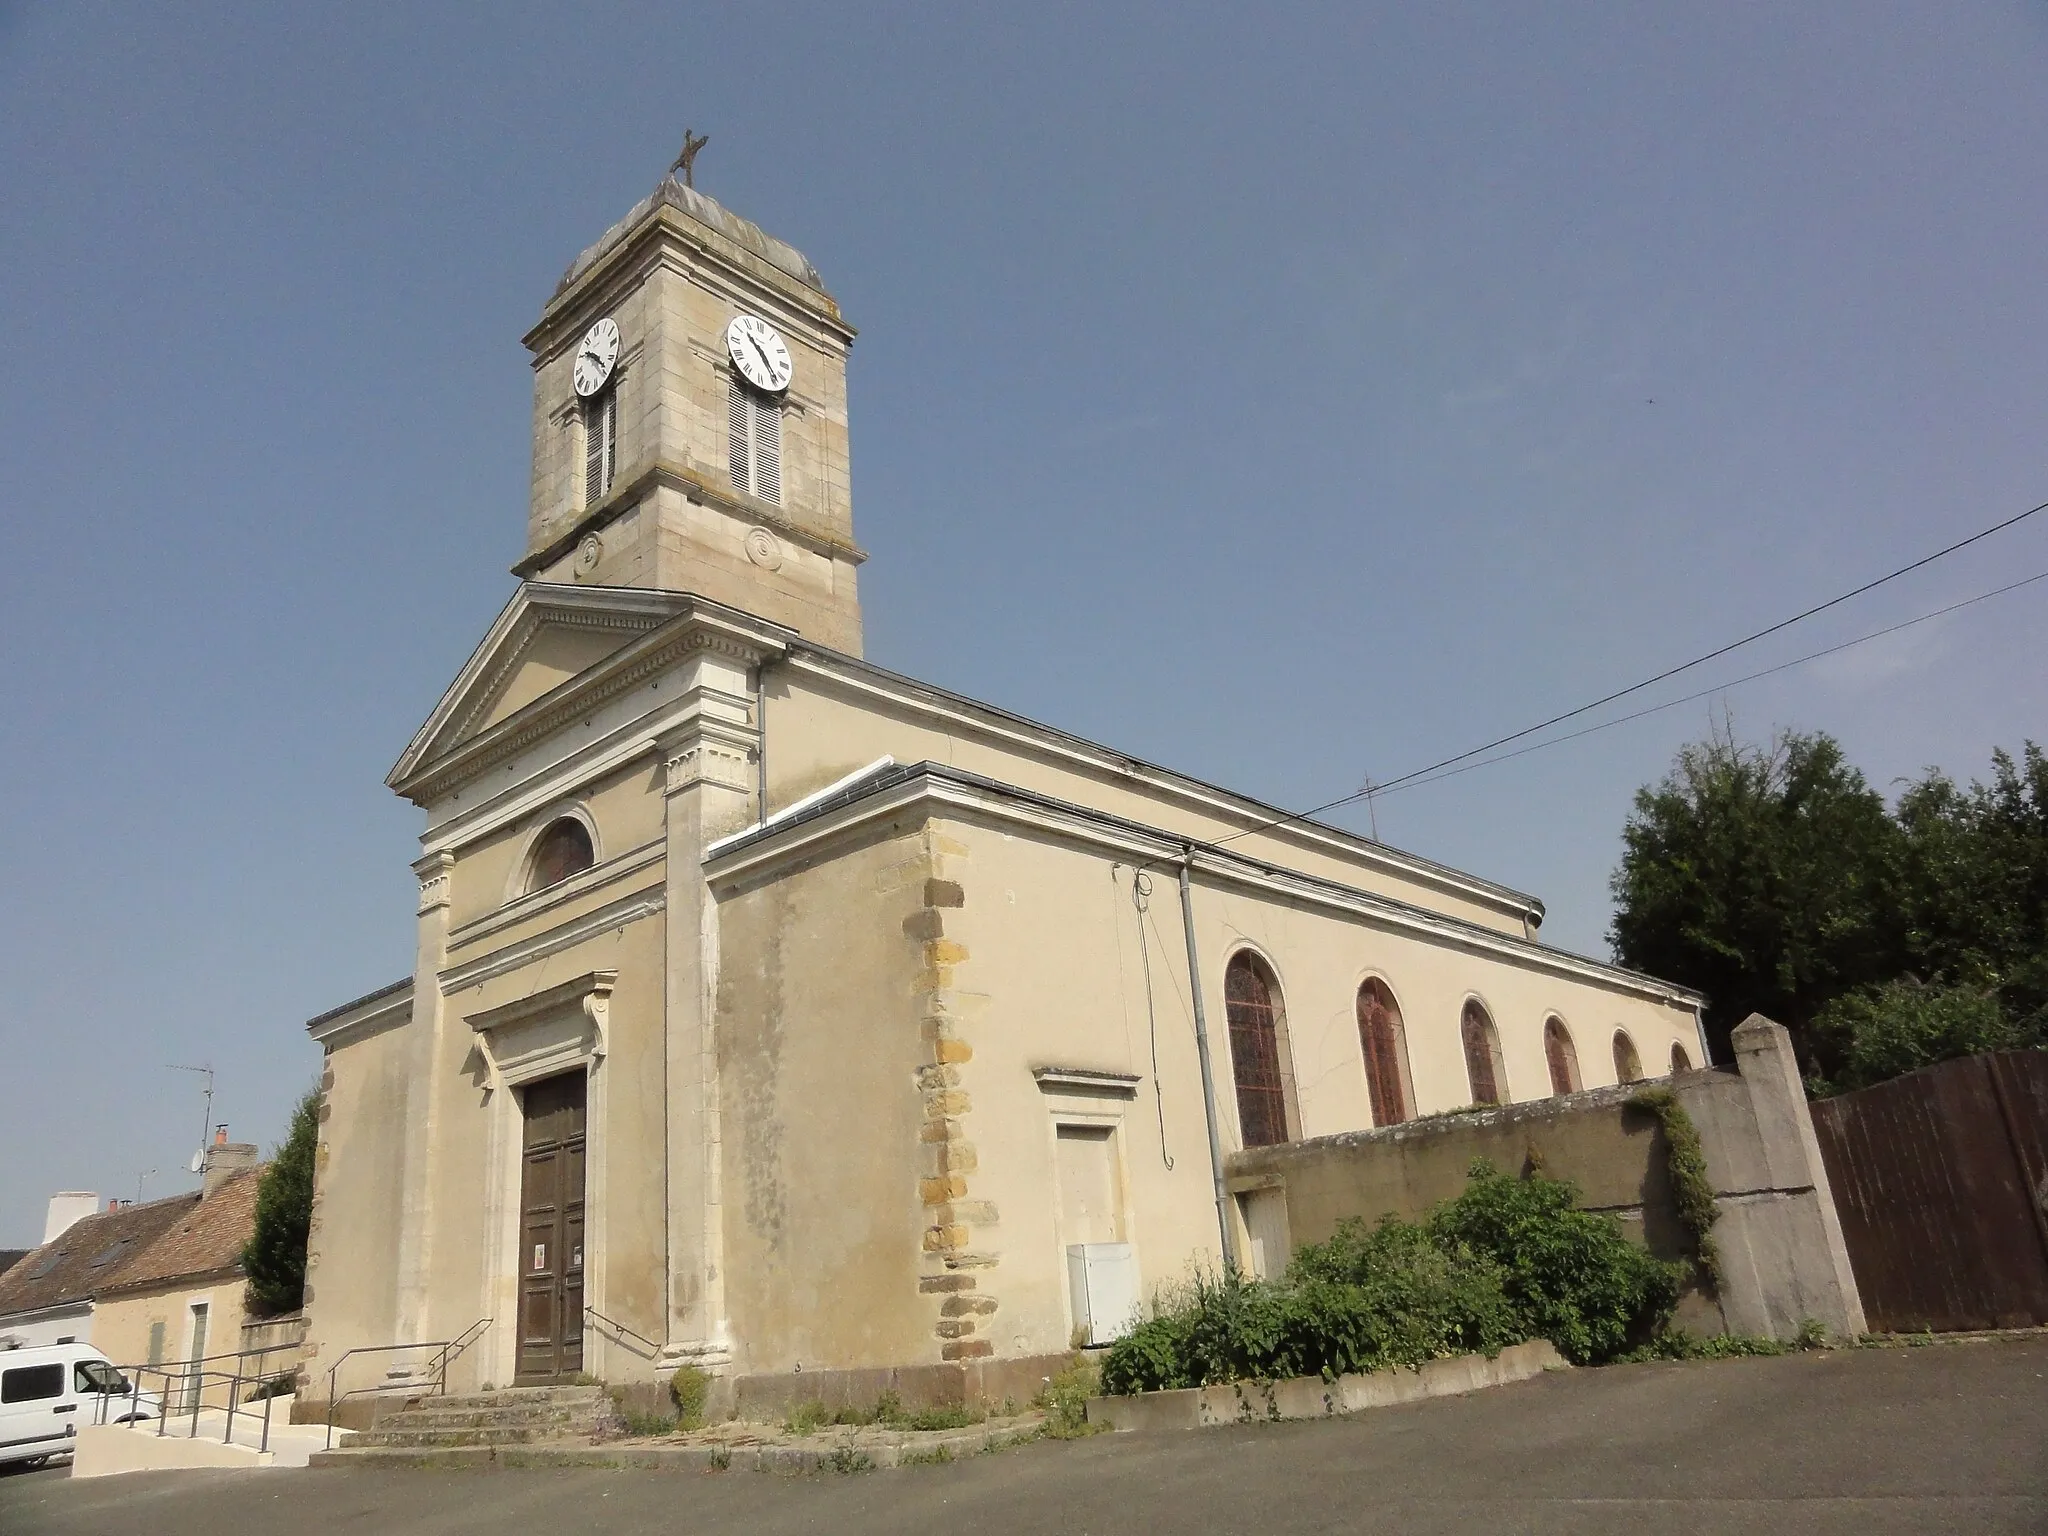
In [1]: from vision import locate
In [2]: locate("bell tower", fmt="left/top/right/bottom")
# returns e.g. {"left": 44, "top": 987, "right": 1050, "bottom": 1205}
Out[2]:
{"left": 515, "top": 172, "right": 865, "bottom": 655}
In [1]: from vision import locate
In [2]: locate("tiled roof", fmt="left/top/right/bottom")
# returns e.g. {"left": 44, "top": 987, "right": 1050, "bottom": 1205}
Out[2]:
{"left": 0, "top": 1251, "right": 28, "bottom": 1283}
{"left": 102, "top": 1169, "right": 262, "bottom": 1294}
{"left": 0, "top": 1169, "right": 265, "bottom": 1319}
{"left": 0, "top": 1197, "right": 195, "bottom": 1318}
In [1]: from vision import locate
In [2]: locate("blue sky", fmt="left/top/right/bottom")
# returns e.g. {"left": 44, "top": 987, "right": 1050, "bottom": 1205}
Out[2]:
{"left": 2, "top": 3, "right": 2044, "bottom": 1245}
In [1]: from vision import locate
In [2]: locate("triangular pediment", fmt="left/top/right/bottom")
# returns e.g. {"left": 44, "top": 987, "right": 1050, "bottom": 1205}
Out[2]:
{"left": 390, "top": 583, "right": 693, "bottom": 790}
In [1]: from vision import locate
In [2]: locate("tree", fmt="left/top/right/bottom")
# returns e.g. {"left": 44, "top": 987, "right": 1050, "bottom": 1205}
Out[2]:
{"left": 1810, "top": 978, "right": 2023, "bottom": 1094}
{"left": 1608, "top": 725, "right": 1901, "bottom": 1069}
{"left": 1896, "top": 743, "right": 2048, "bottom": 1037}
{"left": 242, "top": 1087, "right": 319, "bottom": 1317}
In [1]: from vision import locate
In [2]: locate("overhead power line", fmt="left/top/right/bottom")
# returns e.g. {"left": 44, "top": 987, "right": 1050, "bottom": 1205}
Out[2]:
{"left": 1217, "top": 494, "right": 2048, "bottom": 847}
{"left": 1372, "top": 566, "right": 2048, "bottom": 801}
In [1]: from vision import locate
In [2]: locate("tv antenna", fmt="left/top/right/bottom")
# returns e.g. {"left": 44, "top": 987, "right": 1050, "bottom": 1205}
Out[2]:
{"left": 168, "top": 1064, "right": 214, "bottom": 1181}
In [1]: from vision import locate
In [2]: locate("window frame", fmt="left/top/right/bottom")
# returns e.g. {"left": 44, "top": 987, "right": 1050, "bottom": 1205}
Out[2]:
{"left": 1354, "top": 975, "right": 1414, "bottom": 1127}
{"left": 523, "top": 814, "right": 598, "bottom": 897}
{"left": 1220, "top": 948, "right": 1298, "bottom": 1149}
{"left": 1543, "top": 1015, "right": 1582, "bottom": 1096}
{"left": 1459, "top": 996, "right": 1509, "bottom": 1106}
{"left": 1613, "top": 1029, "right": 1645, "bottom": 1084}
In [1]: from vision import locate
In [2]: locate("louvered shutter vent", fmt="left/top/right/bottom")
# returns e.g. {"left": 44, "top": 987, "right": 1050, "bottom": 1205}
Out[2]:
{"left": 585, "top": 391, "right": 616, "bottom": 505}
{"left": 728, "top": 375, "right": 750, "bottom": 491}
{"left": 753, "top": 394, "right": 781, "bottom": 504}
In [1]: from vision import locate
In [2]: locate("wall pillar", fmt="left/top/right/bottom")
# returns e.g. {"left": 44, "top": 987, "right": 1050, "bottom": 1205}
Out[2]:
{"left": 657, "top": 651, "right": 759, "bottom": 1373}
{"left": 1728, "top": 1013, "right": 1868, "bottom": 1338}
{"left": 393, "top": 850, "right": 456, "bottom": 1344}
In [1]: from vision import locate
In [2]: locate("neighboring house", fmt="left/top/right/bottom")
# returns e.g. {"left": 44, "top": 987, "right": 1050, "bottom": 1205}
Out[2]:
{"left": 0, "top": 1199, "right": 188, "bottom": 1351}
{"left": 0, "top": 1139, "right": 262, "bottom": 1399}
{"left": 302, "top": 167, "right": 1711, "bottom": 1411}
{"left": 90, "top": 1166, "right": 269, "bottom": 1409}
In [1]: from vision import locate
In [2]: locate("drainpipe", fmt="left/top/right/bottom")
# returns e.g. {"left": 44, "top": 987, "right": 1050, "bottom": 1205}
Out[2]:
{"left": 1693, "top": 999, "right": 1713, "bottom": 1068}
{"left": 1177, "top": 845, "right": 1240, "bottom": 1274}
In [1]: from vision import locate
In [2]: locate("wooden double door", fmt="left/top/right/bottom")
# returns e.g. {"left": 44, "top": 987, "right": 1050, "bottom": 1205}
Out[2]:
{"left": 516, "top": 1071, "right": 586, "bottom": 1383}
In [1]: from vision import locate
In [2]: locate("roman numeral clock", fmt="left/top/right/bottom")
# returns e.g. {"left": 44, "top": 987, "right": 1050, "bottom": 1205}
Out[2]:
{"left": 726, "top": 314, "right": 793, "bottom": 393}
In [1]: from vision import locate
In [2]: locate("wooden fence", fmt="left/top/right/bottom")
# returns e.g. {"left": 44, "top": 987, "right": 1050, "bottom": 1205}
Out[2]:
{"left": 1810, "top": 1050, "right": 2048, "bottom": 1333}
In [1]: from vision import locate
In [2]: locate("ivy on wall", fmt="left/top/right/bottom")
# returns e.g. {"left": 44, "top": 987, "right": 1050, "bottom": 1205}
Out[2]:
{"left": 1628, "top": 1087, "right": 1721, "bottom": 1289}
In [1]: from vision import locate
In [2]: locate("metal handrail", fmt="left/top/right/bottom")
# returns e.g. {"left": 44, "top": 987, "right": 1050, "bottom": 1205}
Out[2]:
{"left": 583, "top": 1304, "right": 660, "bottom": 1360}
{"left": 86, "top": 1338, "right": 307, "bottom": 1457}
{"left": 321, "top": 1318, "right": 492, "bottom": 1450}
{"left": 88, "top": 1364, "right": 281, "bottom": 1455}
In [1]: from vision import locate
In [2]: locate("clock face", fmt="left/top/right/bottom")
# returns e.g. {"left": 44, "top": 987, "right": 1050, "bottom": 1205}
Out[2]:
{"left": 726, "top": 314, "right": 794, "bottom": 393}
{"left": 571, "top": 317, "right": 621, "bottom": 398}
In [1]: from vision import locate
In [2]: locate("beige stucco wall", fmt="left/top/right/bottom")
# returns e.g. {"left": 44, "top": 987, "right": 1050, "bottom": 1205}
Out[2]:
{"left": 892, "top": 813, "right": 1699, "bottom": 1356}
{"left": 441, "top": 757, "right": 665, "bottom": 934}
{"left": 93, "top": 1277, "right": 251, "bottom": 1407}
{"left": 713, "top": 823, "right": 932, "bottom": 1376}
{"left": 760, "top": 663, "right": 1544, "bottom": 940}
{"left": 300, "top": 1015, "right": 410, "bottom": 1401}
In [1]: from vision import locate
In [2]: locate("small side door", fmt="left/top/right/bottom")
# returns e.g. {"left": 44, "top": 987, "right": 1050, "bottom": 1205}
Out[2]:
{"left": 0, "top": 1361, "right": 70, "bottom": 1461}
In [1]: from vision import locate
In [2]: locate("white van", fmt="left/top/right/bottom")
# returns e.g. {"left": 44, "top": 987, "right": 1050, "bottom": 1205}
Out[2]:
{"left": 0, "top": 1343, "right": 161, "bottom": 1468}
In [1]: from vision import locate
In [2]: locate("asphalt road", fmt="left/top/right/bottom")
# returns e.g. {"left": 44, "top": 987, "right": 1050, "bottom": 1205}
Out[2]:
{"left": 6, "top": 1337, "right": 2045, "bottom": 1535}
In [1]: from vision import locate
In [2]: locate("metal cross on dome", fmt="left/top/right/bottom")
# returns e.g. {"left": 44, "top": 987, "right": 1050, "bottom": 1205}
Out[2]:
{"left": 671, "top": 129, "right": 709, "bottom": 187}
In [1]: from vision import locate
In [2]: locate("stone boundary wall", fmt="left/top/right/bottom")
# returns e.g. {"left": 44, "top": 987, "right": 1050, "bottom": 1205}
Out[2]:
{"left": 1086, "top": 1339, "right": 1565, "bottom": 1432}
{"left": 242, "top": 1312, "right": 309, "bottom": 1384}
{"left": 1225, "top": 1015, "right": 1865, "bottom": 1341}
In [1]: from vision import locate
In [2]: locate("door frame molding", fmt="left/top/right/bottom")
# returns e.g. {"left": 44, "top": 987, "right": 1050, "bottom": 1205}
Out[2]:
{"left": 1035, "top": 1073, "right": 1139, "bottom": 1347}
{"left": 467, "top": 971, "right": 613, "bottom": 1390}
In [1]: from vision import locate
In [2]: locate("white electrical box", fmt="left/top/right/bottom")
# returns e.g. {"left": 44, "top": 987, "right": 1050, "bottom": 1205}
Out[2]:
{"left": 1066, "top": 1242, "right": 1140, "bottom": 1346}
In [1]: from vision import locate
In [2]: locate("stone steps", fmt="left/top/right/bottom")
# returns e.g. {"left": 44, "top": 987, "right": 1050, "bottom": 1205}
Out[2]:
{"left": 337, "top": 1384, "right": 613, "bottom": 1452}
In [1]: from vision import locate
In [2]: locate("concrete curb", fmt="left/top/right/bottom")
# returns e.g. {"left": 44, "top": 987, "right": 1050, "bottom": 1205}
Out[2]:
{"left": 308, "top": 1417, "right": 1045, "bottom": 1472}
{"left": 1084, "top": 1339, "right": 1567, "bottom": 1431}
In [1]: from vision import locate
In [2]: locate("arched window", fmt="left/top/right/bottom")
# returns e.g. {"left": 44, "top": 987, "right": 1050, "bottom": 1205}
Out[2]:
{"left": 1223, "top": 952, "right": 1292, "bottom": 1148}
{"left": 1356, "top": 979, "right": 1412, "bottom": 1127}
{"left": 1613, "top": 1030, "right": 1644, "bottom": 1084}
{"left": 1461, "top": 1000, "right": 1506, "bottom": 1106}
{"left": 527, "top": 817, "right": 595, "bottom": 894}
{"left": 1543, "top": 1017, "right": 1581, "bottom": 1095}
{"left": 1670, "top": 1041, "right": 1693, "bottom": 1074}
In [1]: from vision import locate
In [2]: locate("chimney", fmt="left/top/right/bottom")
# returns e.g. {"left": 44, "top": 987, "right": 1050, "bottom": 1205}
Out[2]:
{"left": 43, "top": 1192, "right": 99, "bottom": 1243}
{"left": 201, "top": 1127, "right": 259, "bottom": 1197}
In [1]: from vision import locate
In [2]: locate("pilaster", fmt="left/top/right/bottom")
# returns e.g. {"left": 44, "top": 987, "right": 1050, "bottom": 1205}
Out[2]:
{"left": 394, "top": 849, "right": 456, "bottom": 1341}
{"left": 657, "top": 654, "right": 760, "bottom": 1372}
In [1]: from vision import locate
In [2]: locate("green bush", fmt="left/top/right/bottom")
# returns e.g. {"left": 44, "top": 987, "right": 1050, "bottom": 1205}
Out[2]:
{"left": 1426, "top": 1160, "right": 1680, "bottom": 1365}
{"left": 1812, "top": 979, "right": 2027, "bottom": 1094}
{"left": 668, "top": 1365, "right": 709, "bottom": 1430}
{"left": 1100, "top": 1160, "right": 1681, "bottom": 1394}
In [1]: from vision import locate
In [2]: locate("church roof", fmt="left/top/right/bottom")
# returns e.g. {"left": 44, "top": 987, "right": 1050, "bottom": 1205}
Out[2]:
{"left": 390, "top": 583, "right": 1549, "bottom": 930}
{"left": 556, "top": 175, "right": 826, "bottom": 298}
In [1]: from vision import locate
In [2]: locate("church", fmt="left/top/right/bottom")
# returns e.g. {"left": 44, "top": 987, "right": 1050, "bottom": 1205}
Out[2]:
{"left": 298, "top": 164, "right": 1707, "bottom": 1413}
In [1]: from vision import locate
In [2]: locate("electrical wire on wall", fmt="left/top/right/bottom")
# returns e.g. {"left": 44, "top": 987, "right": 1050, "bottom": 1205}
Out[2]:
{"left": 1130, "top": 869, "right": 1176, "bottom": 1171}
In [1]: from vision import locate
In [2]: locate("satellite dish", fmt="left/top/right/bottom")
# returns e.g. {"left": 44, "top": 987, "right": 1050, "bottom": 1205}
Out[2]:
{"left": 188, "top": 1149, "right": 205, "bottom": 1174}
